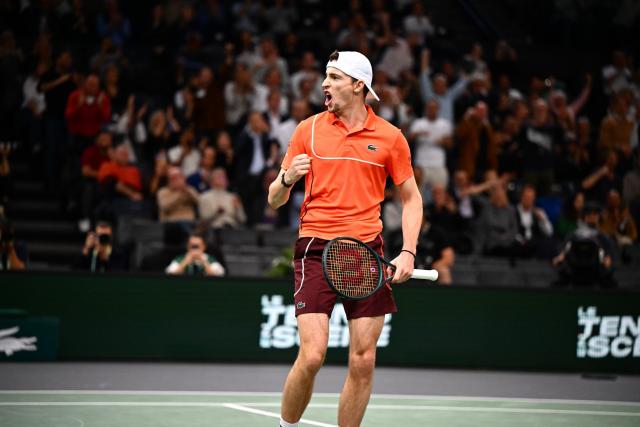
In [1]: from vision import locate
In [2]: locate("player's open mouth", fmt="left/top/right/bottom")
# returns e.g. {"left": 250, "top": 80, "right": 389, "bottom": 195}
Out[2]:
{"left": 324, "top": 92, "right": 332, "bottom": 106}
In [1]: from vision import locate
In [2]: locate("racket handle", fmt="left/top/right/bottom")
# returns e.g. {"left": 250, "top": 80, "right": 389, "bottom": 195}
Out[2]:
{"left": 411, "top": 269, "right": 438, "bottom": 281}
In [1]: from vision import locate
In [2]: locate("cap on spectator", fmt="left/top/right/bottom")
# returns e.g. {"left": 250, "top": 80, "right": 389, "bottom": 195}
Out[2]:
{"left": 326, "top": 51, "right": 380, "bottom": 101}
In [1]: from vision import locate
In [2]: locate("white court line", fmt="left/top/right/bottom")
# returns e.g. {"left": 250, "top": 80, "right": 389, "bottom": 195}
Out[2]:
{"left": 223, "top": 403, "right": 338, "bottom": 427}
{"left": 0, "top": 390, "right": 639, "bottom": 407}
{"left": 0, "top": 402, "right": 639, "bottom": 418}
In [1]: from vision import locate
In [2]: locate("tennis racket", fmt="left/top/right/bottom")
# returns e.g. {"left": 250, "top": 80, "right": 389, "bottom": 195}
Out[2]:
{"left": 321, "top": 237, "right": 438, "bottom": 300}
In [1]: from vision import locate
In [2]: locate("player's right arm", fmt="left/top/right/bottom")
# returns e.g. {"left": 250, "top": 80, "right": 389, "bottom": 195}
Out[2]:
{"left": 267, "top": 154, "right": 311, "bottom": 209}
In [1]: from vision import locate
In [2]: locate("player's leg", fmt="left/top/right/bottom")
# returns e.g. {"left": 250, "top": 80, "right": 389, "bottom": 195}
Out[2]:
{"left": 338, "top": 315, "right": 385, "bottom": 427}
{"left": 281, "top": 312, "right": 329, "bottom": 424}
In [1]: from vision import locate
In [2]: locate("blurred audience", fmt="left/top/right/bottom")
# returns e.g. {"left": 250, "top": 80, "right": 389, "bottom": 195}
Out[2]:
{"left": 165, "top": 232, "right": 225, "bottom": 276}
{"left": 198, "top": 168, "right": 246, "bottom": 229}
{"left": 157, "top": 166, "right": 198, "bottom": 223}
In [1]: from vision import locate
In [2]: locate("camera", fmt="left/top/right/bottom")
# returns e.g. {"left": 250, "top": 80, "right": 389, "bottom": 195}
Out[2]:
{"left": 98, "top": 233, "right": 111, "bottom": 245}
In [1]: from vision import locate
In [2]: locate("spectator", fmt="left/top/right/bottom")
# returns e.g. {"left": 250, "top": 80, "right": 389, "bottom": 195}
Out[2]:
{"left": 553, "top": 203, "right": 616, "bottom": 288}
{"left": 449, "top": 169, "right": 485, "bottom": 228}
{"left": 456, "top": 102, "right": 497, "bottom": 183}
{"left": 0, "top": 143, "right": 12, "bottom": 205}
{"left": 165, "top": 232, "right": 225, "bottom": 276}
{"left": 548, "top": 75, "right": 591, "bottom": 142}
{"left": 65, "top": 73, "right": 112, "bottom": 152}
{"left": 187, "top": 146, "right": 216, "bottom": 193}
{"left": 600, "top": 189, "right": 637, "bottom": 263}
{"left": 234, "top": 112, "right": 279, "bottom": 225}
{"left": 73, "top": 221, "right": 128, "bottom": 272}
{"left": 376, "top": 25, "right": 413, "bottom": 82}
{"left": 602, "top": 50, "right": 632, "bottom": 96}
{"left": 157, "top": 166, "right": 198, "bottom": 223}
{"left": 562, "top": 117, "right": 594, "bottom": 185}
{"left": 167, "top": 125, "right": 201, "bottom": 177}
{"left": 20, "top": 61, "right": 47, "bottom": 154}
{"left": 403, "top": 1, "right": 434, "bottom": 46}
{"left": 515, "top": 184, "right": 555, "bottom": 259}
{"left": 38, "top": 49, "right": 76, "bottom": 185}
{"left": 598, "top": 93, "right": 635, "bottom": 165}
{"left": 557, "top": 191, "right": 585, "bottom": 239}
{"left": 103, "top": 63, "right": 129, "bottom": 119}
{"left": 252, "top": 37, "right": 290, "bottom": 91}
{"left": 0, "top": 216, "right": 26, "bottom": 270}
{"left": 290, "top": 52, "right": 324, "bottom": 106}
{"left": 144, "top": 108, "right": 179, "bottom": 164}
{"left": 96, "top": 0, "right": 132, "bottom": 49}
{"left": 263, "top": 0, "right": 297, "bottom": 36}
{"left": 273, "top": 99, "right": 310, "bottom": 156}
{"left": 224, "top": 62, "right": 268, "bottom": 131}
{"left": 419, "top": 48, "right": 468, "bottom": 123}
{"left": 582, "top": 150, "right": 622, "bottom": 203}
{"left": 519, "top": 98, "right": 563, "bottom": 195}
{"left": 214, "top": 130, "right": 236, "bottom": 177}
{"left": 479, "top": 184, "right": 519, "bottom": 257}
{"left": 264, "top": 90, "right": 288, "bottom": 140}
{"left": 425, "top": 184, "right": 461, "bottom": 239}
{"left": 409, "top": 99, "right": 453, "bottom": 189}
{"left": 463, "top": 42, "right": 488, "bottom": 75}
{"left": 417, "top": 218, "right": 455, "bottom": 285}
{"left": 96, "top": 143, "right": 145, "bottom": 217}
{"left": 198, "top": 168, "right": 247, "bottom": 228}
{"left": 78, "top": 132, "right": 113, "bottom": 232}
{"left": 192, "top": 66, "right": 227, "bottom": 136}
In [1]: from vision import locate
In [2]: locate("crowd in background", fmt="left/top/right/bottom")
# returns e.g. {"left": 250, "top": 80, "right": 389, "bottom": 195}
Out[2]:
{"left": 0, "top": 0, "right": 638, "bottom": 284}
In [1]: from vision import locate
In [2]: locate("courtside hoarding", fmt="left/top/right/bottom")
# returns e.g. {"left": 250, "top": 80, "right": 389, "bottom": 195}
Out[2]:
{"left": 1, "top": 273, "right": 639, "bottom": 373}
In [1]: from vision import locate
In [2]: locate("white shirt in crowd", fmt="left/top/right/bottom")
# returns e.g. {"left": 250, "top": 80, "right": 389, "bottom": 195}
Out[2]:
{"left": 517, "top": 205, "right": 553, "bottom": 240}
{"left": 273, "top": 118, "right": 298, "bottom": 155}
{"left": 167, "top": 146, "right": 201, "bottom": 177}
{"left": 22, "top": 75, "right": 46, "bottom": 114}
{"left": 409, "top": 116, "right": 452, "bottom": 168}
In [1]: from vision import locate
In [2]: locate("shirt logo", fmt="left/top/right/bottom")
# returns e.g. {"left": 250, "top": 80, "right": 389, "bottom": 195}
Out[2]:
{"left": 296, "top": 301, "right": 306, "bottom": 310}
{"left": 367, "top": 144, "right": 378, "bottom": 151}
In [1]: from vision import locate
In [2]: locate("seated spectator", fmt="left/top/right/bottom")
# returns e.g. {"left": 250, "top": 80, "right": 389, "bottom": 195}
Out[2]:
{"left": 187, "top": 146, "right": 216, "bottom": 193}
{"left": 165, "top": 232, "right": 225, "bottom": 276}
{"left": 417, "top": 217, "right": 455, "bottom": 285}
{"left": 479, "top": 184, "right": 519, "bottom": 257}
{"left": 0, "top": 216, "right": 27, "bottom": 270}
{"left": 73, "top": 221, "right": 128, "bottom": 272}
{"left": 409, "top": 99, "right": 453, "bottom": 189}
{"left": 600, "top": 189, "right": 637, "bottom": 263}
{"left": 456, "top": 101, "right": 497, "bottom": 183}
{"left": 167, "top": 125, "right": 201, "bottom": 177}
{"left": 515, "top": 184, "right": 555, "bottom": 259}
{"left": 553, "top": 203, "right": 616, "bottom": 288}
{"left": 157, "top": 166, "right": 198, "bottom": 223}
{"left": 78, "top": 132, "right": 113, "bottom": 232}
{"left": 96, "top": 144, "right": 146, "bottom": 218}
{"left": 557, "top": 191, "right": 585, "bottom": 239}
{"left": 198, "top": 168, "right": 246, "bottom": 229}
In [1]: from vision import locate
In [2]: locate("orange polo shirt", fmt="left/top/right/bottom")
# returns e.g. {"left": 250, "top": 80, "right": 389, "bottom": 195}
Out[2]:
{"left": 282, "top": 105, "right": 413, "bottom": 242}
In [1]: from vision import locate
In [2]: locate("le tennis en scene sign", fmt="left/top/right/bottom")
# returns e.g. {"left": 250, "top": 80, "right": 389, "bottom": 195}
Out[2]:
{"left": 577, "top": 306, "right": 640, "bottom": 359}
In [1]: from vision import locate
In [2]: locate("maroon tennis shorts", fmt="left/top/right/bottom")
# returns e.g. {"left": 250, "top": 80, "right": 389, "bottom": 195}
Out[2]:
{"left": 292, "top": 235, "right": 398, "bottom": 319}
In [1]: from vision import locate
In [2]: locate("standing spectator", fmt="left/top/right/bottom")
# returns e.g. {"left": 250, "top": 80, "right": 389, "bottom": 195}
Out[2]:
{"left": 403, "top": 1, "right": 434, "bottom": 46}
{"left": 376, "top": 24, "right": 413, "bottom": 82}
{"left": 192, "top": 66, "right": 227, "bottom": 137}
{"left": 290, "top": 52, "right": 324, "bottom": 105}
{"left": 165, "top": 232, "right": 224, "bottom": 276}
{"left": 519, "top": 98, "right": 563, "bottom": 194}
{"left": 252, "top": 37, "right": 290, "bottom": 91}
{"left": 600, "top": 189, "right": 637, "bottom": 263}
{"left": 515, "top": 184, "right": 555, "bottom": 259}
{"left": 602, "top": 50, "right": 632, "bottom": 96}
{"left": 456, "top": 102, "right": 497, "bottom": 183}
{"left": 224, "top": 62, "right": 267, "bottom": 132}
{"left": 157, "top": 166, "right": 199, "bottom": 223}
{"left": 144, "top": 108, "right": 179, "bottom": 165}
{"left": 463, "top": 42, "right": 488, "bottom": 75}
{"left": 65, "top": 73, "right": 112, "bottom": 152}
{"left": 38, "top": 49, "right": 76, "bottom": 186}
{"left": 479, "top": 184, "right": 519, "bottom": 257}
{"left": 548, "top": 75, "right": 591, "bottom": 142}
{"left": 96, "top": 0, "right": 132, "bottom": 49}
{"left": 20, "top": 61, "right": 47, "bottom": 154}
{"left": 103, "top": 63, "right": 128, "bottom": 119}
{"left": 73, "top": 221, "right": 128, "bottom": 272}
{"left": 214, "top": 130, "right": 236, "bottom": 177}
{"left": 582, "top": 150, "right": 623, "bottom": 203}
{"left": 198, "top": 168, "right": 247, "bottom": 229}
{"left": 598, "top": 93, "right": 635, "bottom": 165}
{"left": 234, "top": 112, "right": 279, "bottom": 225}
{"left": 264, "top": 90, "right": 288, "bottom": 140}
{"left": 78, "top": 132, "right": 113, "bottom": 232}
{"left": 0, "top": 30, "right": 22, "bottom": 150}
{"left": 187, "top": 146, "right": 216, "bottom": 193}
{"left": 167, "top": 126, "right": 201, "bottom": 177}
{"left": 419, "top": 49, "right": 468, "bottom": 123}
{"left": 557, "top": 191, "right": 585, "bottom": 239}
{"left": 409, "top": 99, "right": 453, "bottom": 189}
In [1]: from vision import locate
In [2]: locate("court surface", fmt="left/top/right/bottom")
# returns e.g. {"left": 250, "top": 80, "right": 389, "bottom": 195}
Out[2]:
{"left": 1, "top": 363, "right": 639, "bottom": 426}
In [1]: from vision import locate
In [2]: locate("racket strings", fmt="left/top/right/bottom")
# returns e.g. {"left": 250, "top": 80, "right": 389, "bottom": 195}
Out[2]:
{"left": 325, "top": 240, "right": 380, "bottom": 298}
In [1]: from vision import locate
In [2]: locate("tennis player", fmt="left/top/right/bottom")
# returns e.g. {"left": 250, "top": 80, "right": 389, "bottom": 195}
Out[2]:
{"left": 268, "top": 50, "right": 422, "bottom": 427}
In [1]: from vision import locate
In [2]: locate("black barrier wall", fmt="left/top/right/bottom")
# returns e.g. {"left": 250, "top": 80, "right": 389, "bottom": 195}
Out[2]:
{"left": 1, "top": 273, "right": 639, "bottom": 373}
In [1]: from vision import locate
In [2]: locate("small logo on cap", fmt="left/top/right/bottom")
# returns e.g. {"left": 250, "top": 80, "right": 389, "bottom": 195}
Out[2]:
{"left": 367, "top": 144, "right": 377, "bottom": 151}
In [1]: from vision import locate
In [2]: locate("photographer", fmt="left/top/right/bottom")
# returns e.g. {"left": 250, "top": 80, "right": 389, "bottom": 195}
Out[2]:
{"left": 74, "top": 221, "right": 128, "bottom": 272}
{"left": 165, "top": 233, "right": 224, "bottom": 277}
{"left": 0, "top": 216, "right": 26, "bottom": 271}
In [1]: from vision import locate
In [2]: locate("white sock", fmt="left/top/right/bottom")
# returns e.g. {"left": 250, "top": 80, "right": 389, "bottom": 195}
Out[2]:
{"left": 279, "top": 418, "right": 298, "bottom": 427}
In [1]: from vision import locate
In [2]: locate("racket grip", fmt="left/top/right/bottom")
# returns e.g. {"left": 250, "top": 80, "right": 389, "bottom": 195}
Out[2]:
{"left": 411, "top": 269, "right": 438, "bottom": 281}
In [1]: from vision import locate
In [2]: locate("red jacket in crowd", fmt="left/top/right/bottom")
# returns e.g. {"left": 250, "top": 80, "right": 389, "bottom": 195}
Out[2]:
{"left": 65, "top": 90, "right": 111, "bottom": 138}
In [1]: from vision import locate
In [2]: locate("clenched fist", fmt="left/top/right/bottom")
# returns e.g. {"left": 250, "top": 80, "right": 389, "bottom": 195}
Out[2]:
{"left": 284, "top": 154, "right": 312, "bottom": 185}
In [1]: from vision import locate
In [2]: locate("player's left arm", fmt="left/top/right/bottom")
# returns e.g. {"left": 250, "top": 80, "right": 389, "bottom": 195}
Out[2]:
{"left": 389, "top": 176, "right": 423, "bottom": 283}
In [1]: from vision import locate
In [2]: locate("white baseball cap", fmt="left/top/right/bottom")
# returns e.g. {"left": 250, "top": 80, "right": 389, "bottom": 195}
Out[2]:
{"left": 326, "top": 51, "right": 380, "bottom": 101}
